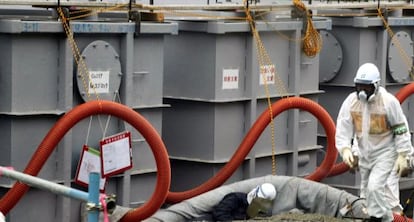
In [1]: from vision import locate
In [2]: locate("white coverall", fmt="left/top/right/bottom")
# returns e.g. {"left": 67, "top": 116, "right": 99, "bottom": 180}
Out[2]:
{"left": 351, "top": 139, "right": 403, "bottom": 213}
{"left": 336, "top": 87, "right": 413, "bottom": 221}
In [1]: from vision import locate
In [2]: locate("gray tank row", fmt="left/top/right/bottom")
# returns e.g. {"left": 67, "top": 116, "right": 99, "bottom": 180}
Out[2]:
{"left": 0, "top": 3, "right": 413, "bottom": 221}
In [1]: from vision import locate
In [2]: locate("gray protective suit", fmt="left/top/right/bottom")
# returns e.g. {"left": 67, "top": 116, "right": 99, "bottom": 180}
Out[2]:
{"left": 336, "top": 86, "right": 413, "bottom": 222}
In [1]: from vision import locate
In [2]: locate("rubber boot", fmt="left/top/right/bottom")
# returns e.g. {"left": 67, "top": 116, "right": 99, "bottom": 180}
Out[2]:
{"left": 369, "top": 216, "right": 382, "bottom": 222}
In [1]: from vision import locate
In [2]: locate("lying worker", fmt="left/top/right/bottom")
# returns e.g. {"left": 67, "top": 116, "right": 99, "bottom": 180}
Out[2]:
{"left": 211, "top": 183, "right": 277, "bottom": 221}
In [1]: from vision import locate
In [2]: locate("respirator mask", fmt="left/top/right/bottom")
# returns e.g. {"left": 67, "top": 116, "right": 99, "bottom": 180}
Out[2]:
{"left": 357, "top": 90, "right": 369, "bottom": 102}
{"left": 355, "top": 83, "right": 377, "bottom": 103}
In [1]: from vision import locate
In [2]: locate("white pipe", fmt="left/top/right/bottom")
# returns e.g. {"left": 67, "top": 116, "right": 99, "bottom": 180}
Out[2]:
{"left": 0, "top": 167, "right": 89, "bottom": 202}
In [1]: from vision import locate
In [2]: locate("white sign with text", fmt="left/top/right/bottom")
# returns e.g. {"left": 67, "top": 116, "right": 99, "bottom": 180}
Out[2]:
{"left": 259, "top": 65, "right": 275, "bottom": 85}
{"left": 222, "top": 69, "right": 239, "bottom": 89}
{"left": 89, "top": 71, "right": 110, "bottom": 94}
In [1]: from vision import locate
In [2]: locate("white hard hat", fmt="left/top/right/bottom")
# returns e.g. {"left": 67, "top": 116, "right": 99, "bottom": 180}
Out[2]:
{"left": 257, "top": 183, "right": 277, "bottom": 200}
{"left": 247, "top": 183, "right": 277, "bottom": 204}
{"left": 354, "top": 63, "right": 380, "bottom": 84}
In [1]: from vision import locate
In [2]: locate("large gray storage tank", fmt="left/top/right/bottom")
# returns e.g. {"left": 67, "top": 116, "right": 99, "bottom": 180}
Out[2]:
{"left": 162, "top": 18, "right": 331, "bottom": 191}
{"left": 0, "top": 13, "right": 177, "bottom": 222}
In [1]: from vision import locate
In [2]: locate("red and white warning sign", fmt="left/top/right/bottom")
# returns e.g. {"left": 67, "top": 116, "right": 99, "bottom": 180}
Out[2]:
{"left": 259, "top": 64, "right": 275, "bottom": 85}
{"left": 75, "top": 145, "right": 106, "bottom": 191}
{"left": 222, "top": 68, "right": 239, "bottom": 89}
{"left": 100, "top": 131, "right": 133, "bottom": 177}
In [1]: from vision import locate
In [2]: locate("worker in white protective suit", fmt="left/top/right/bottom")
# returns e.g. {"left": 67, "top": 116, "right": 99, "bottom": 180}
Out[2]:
{"left": 336, "top": 62, "right": 413, "bottom": 222}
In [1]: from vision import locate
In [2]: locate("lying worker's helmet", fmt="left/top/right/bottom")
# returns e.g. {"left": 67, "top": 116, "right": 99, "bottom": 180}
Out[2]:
{"left": 247, "top": 183, "right": 277, "bottom": 218}
{"left": 247, "top": 183, "right": 277, "bottom": 204}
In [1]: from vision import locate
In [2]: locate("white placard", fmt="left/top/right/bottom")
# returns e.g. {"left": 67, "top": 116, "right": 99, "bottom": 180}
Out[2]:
{"left": 88, "top": 71, "right": 110, "bottom": 94}
{"left": 222, "top": 69, "right": 239, "bottom": 89}
{"left": 259, "top": 65, "right": 275, "bottom": 85}
{"left": 100, "top": 132, "right": 132, "bottom": 177}
{"left": 75, "top": 146, "right": 106, "bottom": 191}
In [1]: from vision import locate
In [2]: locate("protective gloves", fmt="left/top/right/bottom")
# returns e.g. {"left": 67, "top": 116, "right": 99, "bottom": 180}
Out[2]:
{"left": 394, "top": 153, "right": 411, "bottom": 177}
{"left": 341, "top": 147, "right": 358, "bottom": 169}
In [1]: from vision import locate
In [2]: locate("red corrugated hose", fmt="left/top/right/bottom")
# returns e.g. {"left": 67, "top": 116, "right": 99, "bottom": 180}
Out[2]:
{"left": 166, "top": 96, "right": 338, "bottom": 203}
{"left": 0, "top": 100, "right": 171, "bottom": 222}
{"left": 394, "top": 214, "right": 412, "bottom": 222}
{"left": 1, "top": 90, "right": 412, "bottom": 221}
